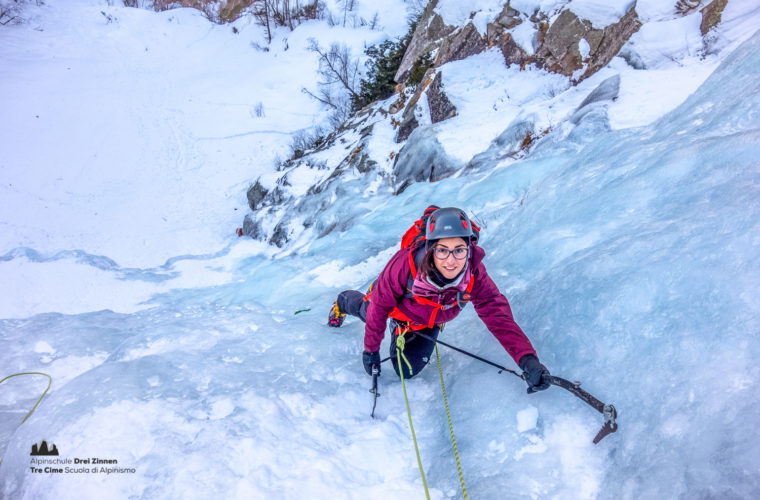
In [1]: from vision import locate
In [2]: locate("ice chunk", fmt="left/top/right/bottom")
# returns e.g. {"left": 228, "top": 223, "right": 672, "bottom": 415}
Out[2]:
{"left": 517, "top": 406, "right": 539, "bottom": 432}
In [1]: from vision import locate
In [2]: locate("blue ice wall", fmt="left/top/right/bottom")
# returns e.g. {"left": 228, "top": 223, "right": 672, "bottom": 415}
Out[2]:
{"left": 2, "top": 28, "right": 759, "bottom": 500}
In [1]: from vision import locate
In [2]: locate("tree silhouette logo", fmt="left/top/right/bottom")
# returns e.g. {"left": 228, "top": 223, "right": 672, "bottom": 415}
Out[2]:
{"left": 30, "top": 440, "right": 59, "bottom": 456}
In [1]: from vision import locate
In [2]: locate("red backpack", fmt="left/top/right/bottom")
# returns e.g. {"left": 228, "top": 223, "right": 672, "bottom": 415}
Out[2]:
{"left": 399, "top": 205, "right": 440, "bottom": 249}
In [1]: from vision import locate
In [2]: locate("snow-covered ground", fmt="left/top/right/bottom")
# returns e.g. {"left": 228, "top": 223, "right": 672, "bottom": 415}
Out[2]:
{"left": 0, "top": 0, "right": 401, "bottom": 316}
{"left": 2, "top": 0, "right": 760, "bottom": 498}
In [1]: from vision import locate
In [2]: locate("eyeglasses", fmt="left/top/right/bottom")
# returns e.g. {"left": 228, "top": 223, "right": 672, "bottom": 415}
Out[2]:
{"left": 433, "top": 246, "right": 468, "bottom": 261}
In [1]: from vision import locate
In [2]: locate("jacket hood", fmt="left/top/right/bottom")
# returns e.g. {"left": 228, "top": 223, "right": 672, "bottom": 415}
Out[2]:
{"left": 469, "top": 240, "right": 486, "bottom": 268}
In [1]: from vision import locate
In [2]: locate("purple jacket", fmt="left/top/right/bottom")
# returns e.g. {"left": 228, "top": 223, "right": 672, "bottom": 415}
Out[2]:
{"left": 364, "top": 242, "right": 537, "bottom": 365}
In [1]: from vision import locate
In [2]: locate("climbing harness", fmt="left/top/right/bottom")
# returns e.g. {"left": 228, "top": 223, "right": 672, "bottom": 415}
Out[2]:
{"left": 0, "top": 372, "right": 53, "bottom": 466}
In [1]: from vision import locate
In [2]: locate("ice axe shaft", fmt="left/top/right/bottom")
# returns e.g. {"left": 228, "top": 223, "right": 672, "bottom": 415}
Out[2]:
{"left": 369, "top": 365, "right": 380, "bottom": 418}
{"left": 409, "top": 331, "right": 618, "bottom": 443}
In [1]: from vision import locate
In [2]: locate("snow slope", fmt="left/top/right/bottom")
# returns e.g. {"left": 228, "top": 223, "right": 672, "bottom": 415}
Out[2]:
{"left": 0, "top": 0, "right": 399, "bottom": 317}
{"left": 2, "top": 1, "right": 760, "bottom": 499}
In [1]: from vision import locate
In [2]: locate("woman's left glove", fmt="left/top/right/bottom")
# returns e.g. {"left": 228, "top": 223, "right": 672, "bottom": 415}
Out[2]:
{"left": 362, "top": 351, "right": 381, "bottom": 375}
{"left": 519, "top": 354, "right": 551, "bottom": 393}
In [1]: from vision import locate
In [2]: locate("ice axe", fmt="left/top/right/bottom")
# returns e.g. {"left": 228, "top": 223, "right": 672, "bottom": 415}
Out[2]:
{"left": 388, "top": 331, "right": 618, "bottom": 444}
{"left": 369, "top": 365, "right": 381, "bottom": 418}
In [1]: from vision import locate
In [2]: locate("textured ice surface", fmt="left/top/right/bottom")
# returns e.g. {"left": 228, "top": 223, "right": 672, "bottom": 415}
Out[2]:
{"left": 2, "top": 2, "right": 760, "bottom": 499}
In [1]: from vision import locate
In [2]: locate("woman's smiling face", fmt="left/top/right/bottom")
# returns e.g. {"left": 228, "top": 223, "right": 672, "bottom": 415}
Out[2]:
{"left": 432, "top": 237, "right": 468, "bottom": 279}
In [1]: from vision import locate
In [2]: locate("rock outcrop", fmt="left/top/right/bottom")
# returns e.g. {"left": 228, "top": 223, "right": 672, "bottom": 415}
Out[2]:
{"left": 580, "top": 7, "right": 642, "bottom": 82}
{"left": 395, "top": 69, "right": 435, "bottom": 143}
{"left": 434, "top": 22, "right": 488, "bottom": 68}
{"left": 534, "top": 7, "right": 641, "bottom": 82}
{"left": 427, "top": 72, "right": 457, "bottom": 124}
{"left": 246, "top": 180, "right": 268, "bottom": 211}
{"left": 398, "top": 3, "right": 641, "bottom": 86}
{"left": 534, "top": 10, "right": 598, "bottom": 77}
{"left": 244, "top": 104, "right": 390, "bottom": 247}
{"left": 395, "top": 0, "right": 457, "bottom": 83}
{"left": 488, "top": 3, "right": 523, "bottom": 41}
{"left": 395, "top": 112, "right": 420, "bottom": 143}
{"left": 701, "top": 0, "right": 729, "bottom": 35}
{"left": 497, "top": 32, "right": 529, "bottom": 67}
{"left": 240, "top": 2, "right": 668, "bottom": 248}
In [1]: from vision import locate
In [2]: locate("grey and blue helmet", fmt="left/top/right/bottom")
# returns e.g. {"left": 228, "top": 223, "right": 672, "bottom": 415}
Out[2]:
{"left": 425, "top": 207, "right": 477, "bottom": 242}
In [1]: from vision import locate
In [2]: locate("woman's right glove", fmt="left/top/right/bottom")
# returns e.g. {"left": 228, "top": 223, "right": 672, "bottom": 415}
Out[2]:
{"left": 362, "top": 350, "right": 381, "bottom": 375}
{"left": 519, "top": 354, "right": 551, "bottom": 393}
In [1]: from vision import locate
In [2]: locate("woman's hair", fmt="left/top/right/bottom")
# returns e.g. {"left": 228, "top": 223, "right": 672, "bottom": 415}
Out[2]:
{"left": 418, "top": 245, "right": 438, "bottom": 279}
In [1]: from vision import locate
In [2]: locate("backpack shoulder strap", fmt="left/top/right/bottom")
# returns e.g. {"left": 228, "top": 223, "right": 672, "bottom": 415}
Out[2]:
{"left": 404, "top": 246, "right": 425, "bottom": 298}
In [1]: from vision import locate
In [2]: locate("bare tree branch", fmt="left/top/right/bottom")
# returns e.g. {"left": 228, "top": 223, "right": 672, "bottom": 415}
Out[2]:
{"left": 308, "top": 39, "right": 362, "bottom": 102}
{"left": 301, "top": 86, "right": 338, "bottom": 109}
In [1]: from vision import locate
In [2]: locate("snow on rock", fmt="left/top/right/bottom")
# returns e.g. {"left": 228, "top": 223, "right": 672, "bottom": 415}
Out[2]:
{"left": 510, "top": 0, "right": 567, "bottom": 17}
{"left": 436, "top": 0, "right": 505, "bottom": 33}
{"left": 510, "top": 18, "right": 539, "bottom": 54}
{"left": 567, "top": 0, "right": 636, "bottom": 28}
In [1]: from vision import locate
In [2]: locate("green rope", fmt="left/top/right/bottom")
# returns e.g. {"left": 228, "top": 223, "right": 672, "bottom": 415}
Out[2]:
{"left": 435, "top": 345, "right": 468, "bottom": 499}
{"left": 0, "top": 372, "right": 53, "bottom": 466}
{"left": 1, "top": 372, "right": 52, "bottom": 425}
{"left": 397, "top": 333, "right": 431, "bottom": 500}
{"left": 395, "top": 332, "right": 414, "bottom": 375}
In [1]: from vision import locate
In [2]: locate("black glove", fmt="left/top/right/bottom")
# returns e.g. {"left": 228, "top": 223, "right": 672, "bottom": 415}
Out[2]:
{"left": 519, "top": 354, "right": 551, "bottom": 393}
{"left": 362, "top": 350, "right": 381, "bottom": 376}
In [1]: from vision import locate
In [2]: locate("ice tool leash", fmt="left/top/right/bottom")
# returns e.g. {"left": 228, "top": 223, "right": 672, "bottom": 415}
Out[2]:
{"left": 410, "top": 330, "right": 618, "bottom": 444}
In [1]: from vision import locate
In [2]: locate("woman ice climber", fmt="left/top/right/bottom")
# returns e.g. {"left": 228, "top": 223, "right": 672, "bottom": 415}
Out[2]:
{"left": 328, "top": 206, "right": 551, "bottom": 393}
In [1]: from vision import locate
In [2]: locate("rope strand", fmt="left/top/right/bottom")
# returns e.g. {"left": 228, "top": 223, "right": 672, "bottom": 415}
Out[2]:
{"left": 436, "top": 345, "right": 468, "bottom": 499}
{"left": 397, "top": 334, "right": 431, "bottom": 499}
{"left": 0, "top": 372, "right": 53, "bottom": 466}
{"left": 0, "top": 372, "right": 52, "bottom": 425}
